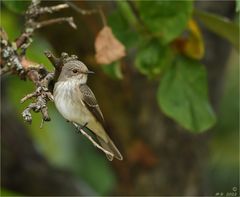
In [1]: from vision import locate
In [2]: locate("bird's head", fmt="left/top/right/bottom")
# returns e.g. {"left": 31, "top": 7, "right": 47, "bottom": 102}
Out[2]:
{"left": 58, "top": 60, "right": 94, "bottom": 84}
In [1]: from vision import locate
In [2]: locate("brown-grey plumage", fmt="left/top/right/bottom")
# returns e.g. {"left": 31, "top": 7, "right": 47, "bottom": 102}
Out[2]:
{"left": 53, "top": 60, "right": 123, "bottom": 161}
{"left": 79, "top": 84, "right": 123, "bottom": 160}
{"left": 79, "top": 84, "right": 105, "bottom": 127}
{"left": 57, "top": 60, "right": 90, "bottom": 82}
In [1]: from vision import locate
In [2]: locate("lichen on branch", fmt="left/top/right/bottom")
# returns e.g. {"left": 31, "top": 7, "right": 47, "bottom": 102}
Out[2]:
{"left": 0, "top": 0, "right": 77, "bottom": 124}
{"left": 0, "top": 0, "right": 118, "bottom": 157}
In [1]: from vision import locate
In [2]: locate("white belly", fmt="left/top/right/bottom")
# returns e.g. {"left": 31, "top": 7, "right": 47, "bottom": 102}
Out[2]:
{"left": 53, "top": 81, "right": 90, "bottom": 124}
{"left": 53, "top": 80, "right": 108, "bottom": 141}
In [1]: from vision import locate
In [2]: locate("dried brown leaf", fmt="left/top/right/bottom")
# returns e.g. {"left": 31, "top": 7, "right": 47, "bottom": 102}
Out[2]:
{"left": 95, "top": 26, "right": 126, "bottom": 65}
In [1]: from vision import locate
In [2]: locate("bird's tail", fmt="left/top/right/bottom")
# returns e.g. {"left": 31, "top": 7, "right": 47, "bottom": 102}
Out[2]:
{"left": 97, "top": 136, "right": 123, "bottom": 161}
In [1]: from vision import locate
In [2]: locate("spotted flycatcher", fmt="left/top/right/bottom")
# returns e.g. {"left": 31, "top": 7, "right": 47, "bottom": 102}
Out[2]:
{"left": 53, "top": 58, "right": 123, "bottom": 161}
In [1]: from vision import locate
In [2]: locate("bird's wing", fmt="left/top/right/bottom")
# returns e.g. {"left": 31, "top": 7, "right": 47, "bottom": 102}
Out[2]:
{"left": 79, "top": 84, "right": 105, "bottom": 128}
{"left": 79, "top": 84, "right": 123, "bottom": 161}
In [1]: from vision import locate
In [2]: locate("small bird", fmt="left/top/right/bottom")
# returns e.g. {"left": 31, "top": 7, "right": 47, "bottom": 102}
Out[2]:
{"left": 53, "top": 58, "right": 123, "bottom": 161}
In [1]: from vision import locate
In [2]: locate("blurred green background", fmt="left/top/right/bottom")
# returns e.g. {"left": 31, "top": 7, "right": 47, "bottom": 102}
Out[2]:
{"left": 1, "top": 0, "right": 239, "bottom": 196}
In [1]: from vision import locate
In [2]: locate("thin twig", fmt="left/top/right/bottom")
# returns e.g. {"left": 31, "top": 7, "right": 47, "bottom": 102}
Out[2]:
{"left": 16, "top": 1, "right": 76, "bottom": 50}
{"left": 40, "top": 119, "right": 45, "bottom": 128}
{"left": 65, "top": 1, "right": 98, "bottom": 15}
{"left": 35, "top": 17, "right": 77, "bottom": 29}
{"left": 73, "top": 122, "right": 114, "bottom": 158}
{"left": 21, "top": 91, "right": 37, "bottom": 103}
{"left": 38, "top": 4, "right": 69, "bottom": 15}
{"left": 65, "top": 1, "right": 107, "bottom": 27}
{"left": 0, "top": 0, "right": 79, "bottom": 125}
{"left": 98, "top": 7, "right": 107, "bottom": 26}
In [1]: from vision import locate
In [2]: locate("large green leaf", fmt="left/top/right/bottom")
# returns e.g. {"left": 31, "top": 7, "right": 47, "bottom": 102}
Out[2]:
{"left": 108, "top": 9, "right": 140, "bottom": 48}
{"left": 194, "top": 9, "right": 239, "bottom": 50}
{"left": 137, "top": 1, "right": 193, "bottom": 44}
{"left": 135, "top": 40, "right": 174, "bottom": 78}
{"left": 158, "top": 56, "right": 216, "bottom": 132}
{"left": 3, "top": 0, "right": 30, "bottom": 14}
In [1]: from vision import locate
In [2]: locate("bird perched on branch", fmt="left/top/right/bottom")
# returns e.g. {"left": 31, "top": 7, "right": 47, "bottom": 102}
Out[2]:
{"left": 53, "top": 56, "right": 123, "bottom": 161}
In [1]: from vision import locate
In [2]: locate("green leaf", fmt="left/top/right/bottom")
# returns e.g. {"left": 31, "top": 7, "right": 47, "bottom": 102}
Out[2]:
{"left": 102, "top": 61, "right": 123, "bottom": 80}
{"left": 108, "top": 9, "right": 140, "bottom": 48}
{"left": 116, "top": 0, "right": 138, "bottom": 27}
{"left": 135, "top": 40, "right": 174, "bottom": 78}
{"left": 194, "top": 9, "right": 239, "bottom": 50}
{"left": 3, "top": 0, "right": 30, "bottom": 14}
{"left": 158, "top": 56, "right": 216, "bottom": 132}
{"left": 137, "top": 1, "right": 193, "bottom": 44}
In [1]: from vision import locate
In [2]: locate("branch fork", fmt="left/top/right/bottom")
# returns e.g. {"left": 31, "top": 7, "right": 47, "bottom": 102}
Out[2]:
{"left": 21, "top": 72, "right": 54, "bottom": 124}
{"left": 0, "top": 0, "right": 78, "bottom": 125}
{"left": 1, "top": 0, "right": 114, "bottom": 158}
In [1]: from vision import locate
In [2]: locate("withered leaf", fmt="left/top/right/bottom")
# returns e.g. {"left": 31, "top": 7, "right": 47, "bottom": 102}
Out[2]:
{"left": 95, "top": 26, "right": 126, "bottom": 65}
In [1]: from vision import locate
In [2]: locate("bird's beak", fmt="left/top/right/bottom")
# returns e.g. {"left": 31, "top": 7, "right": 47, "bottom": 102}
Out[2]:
{"left": 86, "top": 70, "right": 94, "bottom": 74}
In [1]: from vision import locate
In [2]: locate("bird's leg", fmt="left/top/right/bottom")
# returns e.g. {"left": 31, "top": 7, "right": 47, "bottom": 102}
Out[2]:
{"left": 80, "top": 122, "right": 88, "bottom": 130}
{"left": 76, "top": 122, "right": 88, "bottom": 133}
{"left": 72, "top": 122, "right": 114, "bottom": 158}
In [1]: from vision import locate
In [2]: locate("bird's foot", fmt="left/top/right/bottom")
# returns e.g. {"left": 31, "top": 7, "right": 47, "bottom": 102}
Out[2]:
{"left": 76, "top": 122, "right": 88, "bottom": 133}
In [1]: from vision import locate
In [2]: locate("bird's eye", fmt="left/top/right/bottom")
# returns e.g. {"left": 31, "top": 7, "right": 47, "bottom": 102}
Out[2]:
{"left": 72, "top": 69, "right": 78, "bottom": 73}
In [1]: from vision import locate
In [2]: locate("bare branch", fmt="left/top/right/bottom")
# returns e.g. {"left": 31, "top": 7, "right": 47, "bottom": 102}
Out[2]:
{"left": 1, "top": 28, "right": 24, "bottom": 75}
{"left": 37, "top": 4, "right": 69, "bottom": 15}
{"left": 44, "top": 51, "right": 61, "bottom": 68}
{"left": 21, "top": 91, "right": 37, "bottom": 103}
{"left": 65, "top": 1, "right": 107, "bottom": 27}
{"left": 65, "top": 1, "right": 98, "bottom": 15}
{"left": 20, "top": 71, "right": 54, "bottom": 124}
{"left": 35, "top": 17, "right": 77, "bottom": 29}
{"left": 73, "top": 123, "right": 114, "bottom": 158}
{"left": 16, "top": 0, "right": 76, "bottom": 51}
{"left": 1, "top": 0, "right": 113, "bottom": 153}
{"left": 1, "top": 0, "right": 80, "bottom": 125}
{"left": 98, "top": 7, "right": 107, "bottom": 26}
{"left": 0, "top": 27, "right": 8, "bottom": 40}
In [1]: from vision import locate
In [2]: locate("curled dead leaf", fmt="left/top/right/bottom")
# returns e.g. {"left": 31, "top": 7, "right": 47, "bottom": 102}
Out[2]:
{"left": 95, "top": 26, "right": 126, "bottom": 65}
